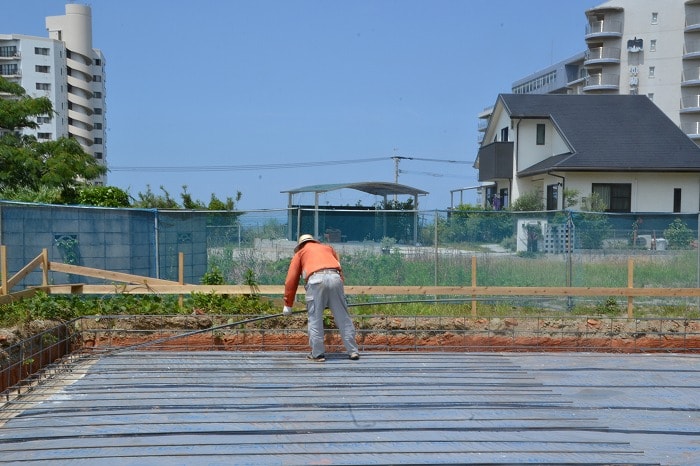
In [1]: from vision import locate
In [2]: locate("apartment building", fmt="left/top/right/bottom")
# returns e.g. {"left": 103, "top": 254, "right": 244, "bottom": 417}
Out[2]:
{"left": 488, "top": 1, "right": 700, "bottom": 141}
{"left": 472, "top": 0, "right": 700, "bottom": 210}
{"left": 0, "top": 4, "right": 106, "bottom": 183}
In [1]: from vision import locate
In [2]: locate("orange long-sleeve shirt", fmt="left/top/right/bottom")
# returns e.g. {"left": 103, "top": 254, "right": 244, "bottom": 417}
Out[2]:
{"left": 284, "top": 242, "right": 343, "bottom": 306}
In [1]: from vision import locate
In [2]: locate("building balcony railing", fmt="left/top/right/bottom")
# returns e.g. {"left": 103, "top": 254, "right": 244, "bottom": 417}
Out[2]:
{"left": 682, "top": 67, "right": 700, "bottom": 85}
{"left": 686, "top": 11, "right": 700, "bottom": 32}
{"left": 681, "top": 95, "right": 700, "bottom": 112}
{"left": 681, "top": 121, "right": 700, "bottom": 138}
{"left": 476, "top": 142, "right": 513, "bottom": 182}
{"left": 683, "top": 39, "right": 700, "bottom": 59}
{"left": 585, "top": 20, "right": 623, "bottom": 38}
{"left": 583, "top": 72, "right": 620, "bottom": 91}
{"left": 584, "top": 46, "right": 621, "bottom": 65}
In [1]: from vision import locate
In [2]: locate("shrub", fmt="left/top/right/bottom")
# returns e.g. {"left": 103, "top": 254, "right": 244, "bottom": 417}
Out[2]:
{"left": 664, "top": 218, "right": 694, "bottom": 249}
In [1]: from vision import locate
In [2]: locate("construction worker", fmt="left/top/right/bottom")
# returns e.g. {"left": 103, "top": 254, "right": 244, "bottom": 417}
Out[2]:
{"left": 283, "top": 234, "right": 360, "bottom": 362}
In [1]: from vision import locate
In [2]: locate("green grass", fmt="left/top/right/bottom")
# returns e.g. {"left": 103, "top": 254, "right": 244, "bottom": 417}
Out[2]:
{"left": 2, "top": 249, "right": 699, "bottom": 328}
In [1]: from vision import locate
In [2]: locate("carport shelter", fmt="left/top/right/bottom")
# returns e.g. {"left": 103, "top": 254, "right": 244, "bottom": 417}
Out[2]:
{"left": 282, "top": 182, "right": 428, "bottom": 244}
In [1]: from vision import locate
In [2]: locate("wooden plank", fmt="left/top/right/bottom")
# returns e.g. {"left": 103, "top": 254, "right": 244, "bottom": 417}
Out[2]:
{"left": 41, "top": 283, "right": 700, "bottom": 299}
{"left": 47, "top": 262, "right": 180, "bottom": 286}
{"left": 0, "top": 288, "right": 39, "bottom": 305}
{"left": 5, "top": 252, "right": 45, "bottom": 291}
{"left": 1, "top": 245, "right": 7, "bottom": 296}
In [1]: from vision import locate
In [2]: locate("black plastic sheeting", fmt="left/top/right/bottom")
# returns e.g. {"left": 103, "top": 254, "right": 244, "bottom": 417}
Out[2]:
{"left": 1, "top": 351, "right": 699, "bottom": 464}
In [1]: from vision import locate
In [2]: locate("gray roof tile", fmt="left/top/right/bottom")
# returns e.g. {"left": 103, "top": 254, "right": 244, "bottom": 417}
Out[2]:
{"left": 497, "top": 94, "right": 700, "bottom": 174}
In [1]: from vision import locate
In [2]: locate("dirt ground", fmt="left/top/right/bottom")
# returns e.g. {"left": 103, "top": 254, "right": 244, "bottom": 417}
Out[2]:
{"left": 3, "top": 314, "right": 700, "bottom": 355}
{"left": 67, "top": 313, "right": 700, "bottom": 354}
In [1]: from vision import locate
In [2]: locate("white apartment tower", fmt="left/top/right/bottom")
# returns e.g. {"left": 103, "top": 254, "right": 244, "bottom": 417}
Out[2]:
{"left": 488, "top": 1, "right": 700, "bottom": 146}
{"left": 0, "top": 4, "right": 106, "bottom": 183}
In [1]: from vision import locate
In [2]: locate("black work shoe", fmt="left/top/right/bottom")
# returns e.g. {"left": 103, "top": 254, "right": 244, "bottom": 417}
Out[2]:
{"left": 307, "top": 353, "right": 325, "bottom": 362}
{"left": 349, "top": 352, "right": 360, "bottom": 360}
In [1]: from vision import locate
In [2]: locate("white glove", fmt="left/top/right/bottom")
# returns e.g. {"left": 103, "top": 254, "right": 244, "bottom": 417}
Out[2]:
{"left": 282, "top": 306, "right": 293, "bottom": 316}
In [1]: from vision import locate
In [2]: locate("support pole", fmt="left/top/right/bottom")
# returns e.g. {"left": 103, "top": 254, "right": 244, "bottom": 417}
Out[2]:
{"left": 627, "top": 258, "right": 634, "bottom": 319}
{"left": 178, "top": 252, "right": 185, "bottom": 308}
{"left": 471, "top": 255, "right": 477, "bottom": 317}
{"left": 41, "top": 248, "right": 49, "bottom": 286}
{"left": 1, "top": 245, "right": 7, "bottom": 296}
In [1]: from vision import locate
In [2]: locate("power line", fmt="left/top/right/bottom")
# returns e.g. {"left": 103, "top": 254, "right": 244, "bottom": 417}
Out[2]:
{"left": 110, "top": 157, "right": 387, "bottom": 172}
{"left": 110, "top": 156, "right": 471, "bottom": 173}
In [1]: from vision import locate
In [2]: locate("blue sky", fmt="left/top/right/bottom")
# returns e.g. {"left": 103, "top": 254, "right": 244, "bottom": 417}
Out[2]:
{"left": 2, "top": 0, "right": 602, "bottom": 211}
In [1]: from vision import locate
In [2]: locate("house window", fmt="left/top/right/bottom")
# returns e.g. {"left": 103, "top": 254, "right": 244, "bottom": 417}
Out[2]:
{"left": 94, "top": 137, "right": 103, "bottom": 145}
{"left": 37, "top": 132, "right": 51, "bottom": 140}
{"left": 36, "top": 83, "right": 50, "bottom": 91}
{"left": 0, "top": 64, "right": 18, "bottom": 76}
{"left": 94, "top": 91, "right": 102, "bottom": 98}
{"left": 592, "top": 183, "right": 631, "bottom": 212}
{"left": 648, "top": 93, "right": 654, "bottom": 101}
{"left": 546, "top": 184, "right": 559, "bottom": 210}
{"left": 650, "top": 39, "right": 656, "bottom": 52}
{"left": 94, "top": 152, "right": 103, "bottom": 159}
{"left": 673, "top": 188, "right": 681, "bottom": 213}
{"left": 94, "top": 122, "right": 102, "bottom": 130}
{"left": 536, "top": 124, "right": 545, "bottom": 145}
{"left": 95, "top": 59, "right": 101, "bottom": 66}
{"left": 93, "top": 75, "right": 102, "bottom": 82}
{"left": 35, "top": 65, "right": 50, "bottom": 73}
{"left": 500, "top": 127, "right": 509, "bottom": 142}
{"left": 94, "top": 108, "right": 102, "bottom": 115}
{"left": 651, "top": 12, "right": 658, "bottom": 24}
{"left": 0, "top": 46, "right": 17, "bottom": 57}
{"left": 36, "top": 116, "right": 51, "bottom": 124}
{"left": 34, "top": 47, "right": 49, "bottom": 56}
{"left": 649, "top": 66, "right": 655, "bottom": 78}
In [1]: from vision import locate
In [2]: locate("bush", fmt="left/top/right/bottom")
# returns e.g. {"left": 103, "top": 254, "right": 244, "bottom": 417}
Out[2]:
{"left": 664, "top": 218, "right": 694, "bottom": 249}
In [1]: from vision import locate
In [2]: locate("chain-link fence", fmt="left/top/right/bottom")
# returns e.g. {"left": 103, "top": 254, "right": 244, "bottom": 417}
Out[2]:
{"left": 2, "top": 202, "right": 699, "bottom": 309}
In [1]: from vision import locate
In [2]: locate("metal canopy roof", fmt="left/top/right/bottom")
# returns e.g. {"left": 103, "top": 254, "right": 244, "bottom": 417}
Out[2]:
{"left": 281, "top": 181, "right": 428, "bottom": 197}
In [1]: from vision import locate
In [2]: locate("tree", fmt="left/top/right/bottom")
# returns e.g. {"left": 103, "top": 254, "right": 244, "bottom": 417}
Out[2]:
{"left": 0, "top": 76, "right": 106, "bottom": 198}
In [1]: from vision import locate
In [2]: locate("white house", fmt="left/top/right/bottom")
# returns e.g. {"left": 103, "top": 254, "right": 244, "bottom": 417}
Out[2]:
{"left": 475, "top": 93, "right": 700, "bottom": 213}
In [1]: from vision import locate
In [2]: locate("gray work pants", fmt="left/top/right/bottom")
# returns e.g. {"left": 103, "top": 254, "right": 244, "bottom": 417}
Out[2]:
{"left": 305, "top": 270, "right": 358, "bottom": 357}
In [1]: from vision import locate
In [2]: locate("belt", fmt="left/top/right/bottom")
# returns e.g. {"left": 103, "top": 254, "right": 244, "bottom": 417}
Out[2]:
{"left": 312, "top": 268, "right": 340, "bottom": 277}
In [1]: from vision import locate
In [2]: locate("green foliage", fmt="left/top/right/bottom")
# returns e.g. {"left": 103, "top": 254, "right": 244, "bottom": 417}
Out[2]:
{"left": 440, "top": 208, "right": 513, "bottom": 244}
{"left": 76, "top": 185, "right": 131, "bottom": 207}
{"left": 201, "top": 266, "right": 225, "bottom": 285}
{"left": 132, "top": 184, "right": 242, "bottom": 211}
{"left": 54, "top": 235, "right": 80, "bottom": 264}
{"left": 132, "top": 185, "right": 180, "bottom": 208}
{"left": 511, "top": 191, "right": 544, "bottom": 211}
{"left": 663, "top": 218, "right": 694, "bottom": 250}
{"left": 595, "top": 297, "right": 621, "bottom": 316}
{"left": 562, "top": 188, "right": 579, "bottom": 209}
{"left": 0, "top": 77, "right": 106, "bottom": 197}
{"left": 0, "top": 76, "right": 53, "bottom": 130}
{"left": 573, "top": 197, "right": 612, "bottom": 249}
{"left": 0, "top": 185, "right": 63, "bottom": 203}
{"left": 181, "top": 185, "right": 206, "bottom": 209}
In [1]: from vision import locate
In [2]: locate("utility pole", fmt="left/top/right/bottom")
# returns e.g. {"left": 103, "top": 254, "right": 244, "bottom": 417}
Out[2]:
{"left": 392, "top": 148, "right": 400, "bottom": 202}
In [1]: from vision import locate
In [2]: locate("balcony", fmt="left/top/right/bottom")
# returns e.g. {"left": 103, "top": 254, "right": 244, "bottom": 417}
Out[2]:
{"left": 683, "top": 38, "right": 700, "bottom": 59}
{"left": 686, "top": 11, "right": 700, "bottom": 32}
{"left": 476, "top": 142, "right": 513, "bottom": 182}
{"left": 682, "top": 66, "right": 700, "bottom": 86}
{"left": 681, "top": 95, "right": 700, "bottom": 113}
{"left": 583, "top": 72, "right": 620, "bottom": 92}
{"left": 584, "top": 46, "right": 621, "bottom": 65}
{"left": 681, "top": 120, "right": 700, "bottom": 139}
{"left": 585, "top": 20, "right": 623, "bottom": 39}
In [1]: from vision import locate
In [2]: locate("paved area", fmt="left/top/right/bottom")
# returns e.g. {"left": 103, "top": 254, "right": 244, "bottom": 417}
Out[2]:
{"left": 1, "top": 351, "right": 699, "bottom": 465}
